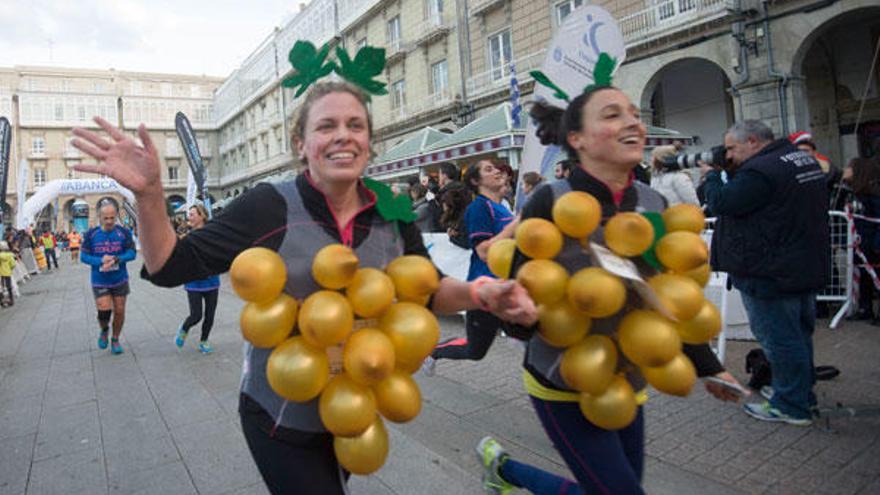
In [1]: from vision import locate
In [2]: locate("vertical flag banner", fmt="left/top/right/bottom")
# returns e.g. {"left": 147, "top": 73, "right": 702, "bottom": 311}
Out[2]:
{"left": 16, "top": 158, "right": 29, "bottom": 228}
{"left": 175, "top": 112, "right": 212, "bottom": 218}
{"left": 509, "top": 63, "right": 522, "bottom": 128}
{"left": 185, "top": 168, "right": 197, "bottom": 208}
{"left": 0, "top": 117, "right": 10, "bottom": 221}
{"left": 515, "top": 6, "right": 625, "bottom": 208}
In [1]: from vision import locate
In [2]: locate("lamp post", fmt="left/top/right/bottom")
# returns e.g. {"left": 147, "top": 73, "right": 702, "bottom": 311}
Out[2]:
{"left": 452, "top": 98, "right": 475, "bottom": 127}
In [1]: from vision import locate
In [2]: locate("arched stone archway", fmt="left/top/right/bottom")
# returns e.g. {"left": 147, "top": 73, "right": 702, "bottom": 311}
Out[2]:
{"left": 787, "top": 4, "right": 880, "bottom": 163}
{"left": 640, "top": 57, "right": 735, "bottom": 148}
{"left": 615, "top": 43, "right": 736, "bottom": 120}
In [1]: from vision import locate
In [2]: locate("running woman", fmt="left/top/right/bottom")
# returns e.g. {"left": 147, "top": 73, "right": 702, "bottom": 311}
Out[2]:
{"left": 174, "top": 204, "right": 220, "bottom": 354}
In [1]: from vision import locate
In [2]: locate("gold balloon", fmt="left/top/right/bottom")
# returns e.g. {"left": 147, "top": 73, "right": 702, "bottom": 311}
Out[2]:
{"left": 380, "top": 303, "right": 440, "bottom": 369}
{"left": 677, "top": 300, "right": 722, "bottom": 344}
{"left": 240, "top": 293, "right": 298, "bottom": 348}
{"left": 319, "top": 374, "right": 377, "bottom": 437}
{"left": 642, "top": 352, "right": 697, "bottom": 397}
{"left": 566, "top": 267, "right": 627, "bottom": 318}
{"left": 655, "top": 231, "right": 708, "bottom": 272}
{"left": 516, "top": 259, "right": 569, "bottom": 305}
{"left": 552, "top": 191, "right": 602, "bottom": 239}
{"left": 386, "top": 255, "right": 440, "bottom": 302}
{"left": 538, "top": 300, "right": 591, "bottom": 347}
{"left": 343, "top": 328, "right": 396, "bottom": 385}
{"left": 394, "top": 358, "right": 423, "bottom": 374}
{"left": 579, "top": 375, "right": 637, "bottom": 430}
{"left": 661, "top": 204, "right": 706, "bottom": 234}
{"left": 648, "top": 273, "right": 704, "bottom": 321}
{"left": 374, "top": 370, "right": 422, "bottom": 423}
{"left": 617, "top": 310, "right": 681, "bottom": 367}
{"left": 267, "top": 337, "right": 329, "bottom": 402}
{"left": 603, "top": 213, "right": 655, "bottom": 257}
{"left": 515, "top": 218, "right": 564, "bottom": 259}
{"left": 675, "top": 263, "right": 711, "bottom": 287}
{"left": 487, "top": 239, "right": 517, "bottom": 279}
{"left": 346, "top": 268, "right": 396, "bottom": 318}
{"left": 298, "top": 291, "right": 354, "bottom": 348}
{"left": 560, "top": 335, "right": 618, "bottom": 395}
{"left": 230, "top": 247, "right": 287, "bottom": 303}
{"left": 312, "top": 244, "right": 359, "bottom": 290}
{"left": 334, "top": 417, "right": 389, "bottom": 475}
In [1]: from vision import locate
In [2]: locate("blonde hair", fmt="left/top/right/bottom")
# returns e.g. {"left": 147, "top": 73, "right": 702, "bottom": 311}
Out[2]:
{"left": 189, "top": 204, "right": 209, "bottom": 223}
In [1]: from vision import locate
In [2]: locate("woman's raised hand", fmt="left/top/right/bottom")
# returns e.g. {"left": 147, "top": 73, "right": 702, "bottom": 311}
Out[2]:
{"left": 71, "top": 117, "right": 163, "bottom": 196}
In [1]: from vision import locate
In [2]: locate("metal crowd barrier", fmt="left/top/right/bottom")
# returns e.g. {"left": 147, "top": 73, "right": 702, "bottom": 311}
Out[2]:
{"left": 702, "top": 210, "right": 854, "bottom": 361}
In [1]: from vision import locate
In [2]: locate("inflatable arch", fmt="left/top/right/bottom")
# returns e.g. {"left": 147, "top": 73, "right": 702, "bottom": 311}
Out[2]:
{"left": 17, "top": 178, "right": 135, "bottom": 228}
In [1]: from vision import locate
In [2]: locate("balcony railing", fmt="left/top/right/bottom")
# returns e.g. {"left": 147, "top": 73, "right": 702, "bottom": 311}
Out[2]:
{"left": 466, "top": 50, "right": 545, "bottom": 99}
{"left": 386, "top": 39, "right": 410, "bottom": 65}
{"left": 470, "top": 0, "right": 508, "bottom": 17}
{"left": 620, "top": 0, "right": 732, "bottom": 46}
{"left": 414, "top": 14, "right": 451, "bottom": 46}
{"left": 405, "top": 88, "right": 453, "bottom": 118}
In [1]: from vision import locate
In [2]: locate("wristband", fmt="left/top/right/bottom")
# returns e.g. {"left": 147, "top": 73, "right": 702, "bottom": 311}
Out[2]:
{"left": 469, "top": 276, "right": 493, "bottom": 311}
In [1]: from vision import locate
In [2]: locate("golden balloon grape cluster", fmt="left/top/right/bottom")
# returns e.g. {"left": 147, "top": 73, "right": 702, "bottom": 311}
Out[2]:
{"left": 230, "top": 245, "right": 441, "bottom": 474}
{"left": 503, "top": 199, "right": 721, "bottom": 430}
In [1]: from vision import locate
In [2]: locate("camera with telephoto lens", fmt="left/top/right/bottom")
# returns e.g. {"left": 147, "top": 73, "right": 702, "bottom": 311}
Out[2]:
{"left": 660, "top": 145, "right": 727, "bottom": 171}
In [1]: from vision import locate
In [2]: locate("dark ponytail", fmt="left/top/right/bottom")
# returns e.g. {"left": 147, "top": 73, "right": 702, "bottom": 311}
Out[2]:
{"left": 529, "top": 86, "right": 618, "bottom": 162}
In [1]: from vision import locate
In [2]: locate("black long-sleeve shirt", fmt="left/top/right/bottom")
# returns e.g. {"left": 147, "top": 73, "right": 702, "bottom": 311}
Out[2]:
{"left": 143, "top": 174, "right": 429, "bottom": 287}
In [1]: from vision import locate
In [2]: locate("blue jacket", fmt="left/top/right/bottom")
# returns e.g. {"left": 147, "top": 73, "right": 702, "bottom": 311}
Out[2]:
{"left": 81, "top": 225, "right": 137, "bottom": 287}
{"left": 184, "top": 276, "right": 221, "bottom": 292}
{"left": 705, "top": 139, "right": 830, "bottom": 296}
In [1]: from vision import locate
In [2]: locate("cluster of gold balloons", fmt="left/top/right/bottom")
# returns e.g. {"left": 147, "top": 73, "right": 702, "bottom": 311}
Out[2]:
{"left": 487, "top": 198, "right": 722, "bottom": 430}
{"left": 230, "top": 245, "right": 441, "bottom": 474}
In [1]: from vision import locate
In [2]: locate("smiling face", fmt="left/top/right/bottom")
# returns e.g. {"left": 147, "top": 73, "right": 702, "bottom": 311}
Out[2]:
{"left": 295, "top": 91, "right": 371, "bottom": 188}
{"left": 472, "top": 160, "right": 507, "bottom": 195}
{"left": 187, "top": 207, "right": 205, "bottom": 229}
{"left": 566, "top": 88, "right": 646, "bottom": 172}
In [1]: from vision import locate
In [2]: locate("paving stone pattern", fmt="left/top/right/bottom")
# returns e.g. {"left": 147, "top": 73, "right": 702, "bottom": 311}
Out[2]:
{"left": 0, "top": 258, "right": 877, "bottom": 494}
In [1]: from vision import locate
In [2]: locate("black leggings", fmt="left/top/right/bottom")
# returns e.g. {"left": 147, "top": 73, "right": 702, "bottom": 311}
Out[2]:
{"left": 1, "top": 276, "right": 12, "bottom": 304}
{"left": 432, "top": 310, "right": 501, "bottom": 361}
{"left": 181, "top": 289, "right": 218, "bottom": 341}
{"left": 239, "top": 394, "right": 348, "bottom": 495}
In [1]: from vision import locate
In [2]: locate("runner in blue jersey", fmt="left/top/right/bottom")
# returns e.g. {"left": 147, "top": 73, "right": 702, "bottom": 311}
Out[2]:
{"left": 81, "top": 202, "right": 136, "bottom": 354}
{"left": 174, "top": 204, "right": 220, "bottom": 354}
{"left": 425, "top": 159, "right": 518, "bottom": 373}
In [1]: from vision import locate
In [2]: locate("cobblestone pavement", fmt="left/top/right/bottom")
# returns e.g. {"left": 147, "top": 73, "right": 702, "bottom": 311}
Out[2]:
{"left": 0, "top": 257, "right": 877, "bottom": 494}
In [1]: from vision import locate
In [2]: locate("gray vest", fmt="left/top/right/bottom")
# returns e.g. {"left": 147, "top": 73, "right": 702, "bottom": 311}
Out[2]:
{"left": 524, "top": 179, "right": 666, "bottom": 393}
{"left": 240, "top": 180, "right": 405, "bottom": 431}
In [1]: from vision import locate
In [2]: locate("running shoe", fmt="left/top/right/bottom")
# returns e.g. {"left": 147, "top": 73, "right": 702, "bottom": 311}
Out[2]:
{"left": 475, "top": 436, "right": 513, "bottom": 495}
{"left": 198, "top": 341, "right": 214, "bottom": 354}
{"left": 743, "top": 401, "right": 812, "bottom": 426}
{"left": 110, "top": 339, "right": 124, "bottom": 355}
{"left": 98, "top": 330, "right": 109, "bottom": 350}
{"left": 760, "top": 386, "right": 774, "bottom": 401}
{"left": 175, "top": 326, "right": 188, "bottom": 348}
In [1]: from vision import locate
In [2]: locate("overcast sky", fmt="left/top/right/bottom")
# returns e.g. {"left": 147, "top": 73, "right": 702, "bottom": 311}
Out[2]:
{"left": 0, "top": 0, "right": 301, "bottom": 77}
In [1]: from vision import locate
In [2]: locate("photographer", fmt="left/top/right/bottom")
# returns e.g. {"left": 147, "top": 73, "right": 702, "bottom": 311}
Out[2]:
{"left": 649, "top": 145, "right": 699, "bottom": 205}
{"left": 702, "top": 120, "right": 829, "bottom": 426}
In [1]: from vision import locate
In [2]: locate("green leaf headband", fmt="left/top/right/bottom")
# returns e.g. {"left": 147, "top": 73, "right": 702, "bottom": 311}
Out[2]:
{"left": 282, "top": 40, "right": 388, "bottom": 99}
{"left": 529, "top": 52, "right": 617, "bottom": 103}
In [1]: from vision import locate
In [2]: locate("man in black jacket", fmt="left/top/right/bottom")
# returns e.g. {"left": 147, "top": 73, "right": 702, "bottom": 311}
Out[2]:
{"left": 702, "top": 120, "right": 830, "bottom": 426}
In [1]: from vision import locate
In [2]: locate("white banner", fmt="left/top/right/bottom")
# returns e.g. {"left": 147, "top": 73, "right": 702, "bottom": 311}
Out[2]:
{"left": 515, "top": 6, "right": 625, "bottom": 207}
{"left": 186, "top": 170, "right": 197, "bottom": 208}
{"left": 421, "top": 233, "right": 471, "bottom": 282}
{"left": 17, "top": 178, "right": 135, "bottom": 228}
